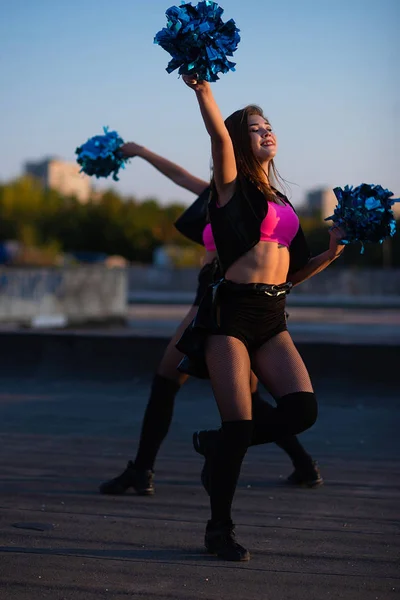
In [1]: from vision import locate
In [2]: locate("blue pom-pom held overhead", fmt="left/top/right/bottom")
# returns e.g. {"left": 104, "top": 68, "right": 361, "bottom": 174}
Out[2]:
{"left": 325, "top": 184, "right": 400, "bottom": 253}
{"left": 154, "top": 1, "right": 240, "bottom": 82}
{"left": 75, "top": 127, "right": 127, "bottom": 181}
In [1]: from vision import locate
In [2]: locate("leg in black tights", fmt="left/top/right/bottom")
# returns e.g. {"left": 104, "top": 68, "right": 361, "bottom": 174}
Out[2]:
{"left": 204, "top": 420, "right": 253, "bottom": 561}
{"left": 251, "top": 389, "right": 311, "bottom": 464}
{"left": 99, "top": 306, "right": 197, "bottom": 496}
{"left": 199, "top": 331, "right": 318, "bottom": 561}
{"left": 202, "top": 335, "right": 253, "bottom": 560}
{"left": 99, "top": 306, "right": 267, "bottom": 497}
{"left": 197, "top": 386, "right": 321, "bottom": 487}
{"left": 133, "top": 374, "right": 181, "bottom": 471}
{"left": 251, "top": 389, "right": 321, "bottom": 484}
{"left": 250, "top": 369, "right": 320, "bottom": 483}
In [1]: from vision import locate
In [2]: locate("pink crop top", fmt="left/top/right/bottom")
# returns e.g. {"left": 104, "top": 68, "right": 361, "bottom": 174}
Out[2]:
{"left": 202, "top": 223, "right": 216, "bottom": 252}
{"left": 202, "top": 200, "right": 299, "bottom": 252}
{"left": 260, "top": 201, "right": 300, "bottom": 247}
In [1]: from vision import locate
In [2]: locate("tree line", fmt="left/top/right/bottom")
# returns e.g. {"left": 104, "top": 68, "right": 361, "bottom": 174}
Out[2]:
{"left": 0, "top": 176, "right": 399, "bottom": 267}
{"left": 0, "top": 176, "right": 199, "bottom": 264}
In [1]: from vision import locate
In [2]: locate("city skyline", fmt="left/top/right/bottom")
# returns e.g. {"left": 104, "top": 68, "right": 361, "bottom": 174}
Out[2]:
{"left": 1, "top": 0, "right": 399, "bottom": 207}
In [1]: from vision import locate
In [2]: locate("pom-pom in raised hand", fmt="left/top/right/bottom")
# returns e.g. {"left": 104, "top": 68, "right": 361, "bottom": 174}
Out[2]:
{"left": 154, "top": 1, "right": 240, "bottom": 82}
{"left": 325, "top": 184, "right": 399, "bottom": 253}
{"left": 75, "top": 128, "right": 127, "bottom": 181}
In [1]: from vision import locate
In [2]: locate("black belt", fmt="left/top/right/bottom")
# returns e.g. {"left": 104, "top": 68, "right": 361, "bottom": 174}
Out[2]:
{"left": 220, "top": 279, "right": 292, "bottom": 297}
{"left": 207, "top": 278, "right": 292, "bottom": 327}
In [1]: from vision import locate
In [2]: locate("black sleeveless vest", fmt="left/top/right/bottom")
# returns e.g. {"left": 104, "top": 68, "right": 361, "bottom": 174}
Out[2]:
{"left": 174, "top": 180, "right": 311, "bottom": 275}
{"left": 208, "top": 178, "right": 311, "bottom": 275}
{"left": 173, "top": 186, "right": 210, "bottom": 246}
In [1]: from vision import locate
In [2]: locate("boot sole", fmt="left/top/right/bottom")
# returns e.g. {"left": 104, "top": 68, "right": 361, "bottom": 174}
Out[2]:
{"left": 99, "top": 485, "right": 128, "bottom": 495}
{"left": 303, "top": 479, "right": 324, "bottom": 489}
{"left": 205, "top": 544, "right": 250, "bottom": 562}
{"left": 286, "top": 478, "right": 324, "bottom": 489}
{"left": 134, "top": 488, "right": 155, "bottom": 496}
{"left": 99, "top": 485, "right": 155, "bottom": 496}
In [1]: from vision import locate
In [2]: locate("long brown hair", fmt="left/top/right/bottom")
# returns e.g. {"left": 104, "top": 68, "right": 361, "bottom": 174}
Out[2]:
{"left": 223, "top": 105, "right": 284, "bottom": 203}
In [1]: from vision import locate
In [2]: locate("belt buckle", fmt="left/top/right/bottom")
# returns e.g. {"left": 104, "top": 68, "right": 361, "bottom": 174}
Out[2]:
{"left": 264, "top": 285, "right": 277, "bottom": 297}
{"left": 263, "top": 283, "right": 291, "bottom": 297}
{"left": 265, "top": 284, "right": 287, "bottom": 297}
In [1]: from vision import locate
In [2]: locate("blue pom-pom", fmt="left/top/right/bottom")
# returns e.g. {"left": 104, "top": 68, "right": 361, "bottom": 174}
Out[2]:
{"left": 325, "top": 183, "right": 399, "bottom": 253}
{"left": 75, "top": 127, "right": 127, "bottom": 181}
{"left": 154, "top": 1, "right": 240, "bottom": 82}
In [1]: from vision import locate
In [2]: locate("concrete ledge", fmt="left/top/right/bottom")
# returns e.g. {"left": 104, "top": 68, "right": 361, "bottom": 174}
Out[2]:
{"left": 0, "top": 331, "right": 399, "bottom": 393}
{"left": 0, "top": 267, "right": 127, "bottom": 325}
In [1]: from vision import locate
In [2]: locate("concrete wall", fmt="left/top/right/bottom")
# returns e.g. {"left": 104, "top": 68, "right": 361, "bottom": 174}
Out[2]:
{"left": 291, "top": 268, "right": 400, "bottom": 296}
{"left": 1, "top": 266, "right": 399, "bottom": 325}
{"left": 0, "top": 267, "right": 127, "bottom": 325}
{"left": 127, "top": 266, "right": 400, "bottom": 304}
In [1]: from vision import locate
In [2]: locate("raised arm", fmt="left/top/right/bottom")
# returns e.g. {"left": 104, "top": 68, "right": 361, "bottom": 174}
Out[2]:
{"left": 182, "top": 76, "right": 237, "bottom": 206}
{"left": 120, "top": 142, "right": 208, "bottom": 195}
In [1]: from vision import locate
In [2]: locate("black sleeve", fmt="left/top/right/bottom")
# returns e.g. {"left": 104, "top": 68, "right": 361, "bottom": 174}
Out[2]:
{"left": 173, "top": 186, "right": 210, "bottom": 246}
{"left": 284, "top": 198, "right": 312, "bottom": 275}
{"left": 288, "top": 223, "right": 312, "bottom": 275}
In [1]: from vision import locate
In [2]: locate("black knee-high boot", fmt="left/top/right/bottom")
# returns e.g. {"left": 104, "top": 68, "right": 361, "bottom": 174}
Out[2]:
{"left": 133, "top": 374, "right": 181, "bottom": 471}
{"left": 99, "top": 374, "right": 181, "bottom": 496}
{"left": 193, "top": 392, "right": 317, "bottom": 460}
{"left": 205, "top": 420, "right": 253, "bottom": 561}
{"left": 250, "top": 391, "right": 318, "bottom": 446}
{"left": 208, "top": 420, "right": 253, "bottom": 523}
{"left": 251, "top": 390, "right": 313, "bottom": 467}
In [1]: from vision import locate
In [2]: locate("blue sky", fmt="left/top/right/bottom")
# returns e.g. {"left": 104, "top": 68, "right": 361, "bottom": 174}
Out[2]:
{"left": 1, "top": 0, "right": 399, "bottom": 207}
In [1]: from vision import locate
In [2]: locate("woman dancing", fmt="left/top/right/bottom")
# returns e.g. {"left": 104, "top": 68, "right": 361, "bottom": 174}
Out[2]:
{"left": 99, "top": 142, "right": 323, "bottom": 497}
{"left": 177, "top": 74, "right": 345, "bottom": 561}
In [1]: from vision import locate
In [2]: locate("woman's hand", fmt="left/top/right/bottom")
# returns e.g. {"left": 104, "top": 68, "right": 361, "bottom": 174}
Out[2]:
{"left": 182, "top": 73, "right": 210, "bottom": 94}
{"left": 328, "top": 225, "right": 346, "bottom": 258}
{"left": 119, "top": 142, "right": 144, "bottom": 159}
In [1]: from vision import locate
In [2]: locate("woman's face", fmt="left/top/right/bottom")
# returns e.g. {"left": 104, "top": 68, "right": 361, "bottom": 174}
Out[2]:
{"left": 248, "top": 114, "right": 277, "bottom": 162}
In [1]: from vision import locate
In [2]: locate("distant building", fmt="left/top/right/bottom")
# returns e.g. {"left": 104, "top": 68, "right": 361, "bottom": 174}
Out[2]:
{"left": 392, "top": 194, "right": 400, "bottom": 219}
{"left": 24, "top": 158, "right": 92, "bottom": 203}
{"left": 304, "top": 188, "right": 338, "bottom": 223}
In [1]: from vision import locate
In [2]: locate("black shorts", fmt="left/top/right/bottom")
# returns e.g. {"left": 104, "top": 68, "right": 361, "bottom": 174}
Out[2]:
{"left": 193, "top": 258, "right": 222, "bottom": 306}
{"left": 211, "top": 280, "right": 288, "bottom": 351}
{"left": 177, "top": 279, "right": 290, "bottom": 378}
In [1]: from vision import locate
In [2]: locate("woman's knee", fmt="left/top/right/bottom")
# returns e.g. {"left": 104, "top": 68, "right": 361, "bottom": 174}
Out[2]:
{"left": 277, "top": 391, "right": 318, "bottom": 434}
{"left": 157, "top": 342, "right": 189, "bottom": 383}
{"left": 157, "top": 363, "right": 188, "bottom": 384}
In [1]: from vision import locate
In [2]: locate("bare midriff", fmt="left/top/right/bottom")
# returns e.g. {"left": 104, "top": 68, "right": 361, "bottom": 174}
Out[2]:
{"left": 225, "top": 241, "right": 290, "bottom": 285}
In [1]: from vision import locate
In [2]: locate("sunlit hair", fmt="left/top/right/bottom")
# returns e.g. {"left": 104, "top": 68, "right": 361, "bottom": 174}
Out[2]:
{"left": 223, "top": 105, "right": 284, "bottom": 203}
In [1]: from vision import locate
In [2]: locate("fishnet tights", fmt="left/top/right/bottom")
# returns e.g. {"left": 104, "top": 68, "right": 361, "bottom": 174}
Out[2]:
{"left": 206, "top": 331, "right": 313, "bottom": 421}
{"left": 158, "top": 306, "right": 261, "bottom": 391}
